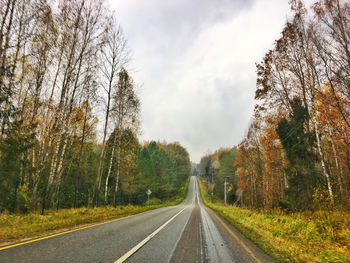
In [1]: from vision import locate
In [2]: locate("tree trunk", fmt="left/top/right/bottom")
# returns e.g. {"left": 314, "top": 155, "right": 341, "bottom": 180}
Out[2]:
{"left": 104, "top": 134, "right": 117, "bottom": 204}
{"left": 328, "top": 125, "right": 347, "bottom": 201}
{"left": 113, "top": 136, "right": 121, "bottom": 207}
{"left": 314, "top": 120, "right": 334, "bottom": 203}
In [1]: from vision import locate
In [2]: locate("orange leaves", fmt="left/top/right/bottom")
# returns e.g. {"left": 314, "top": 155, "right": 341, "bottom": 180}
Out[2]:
{"left": 235, "top": 113, "right": 288, "bottom": 207}
{"left": 315, "top": 85, "right": 350, "bottom": 146}
{"left": 236, "top": 167, "right": 248, "bottom": 190}
{"left": 70, "top": 107, "right": 85, "bottom": 124}
{"left": 233, "top": 153, "right": 243, "bottom": 168}
{"left": 237, "top": 179, "right": 247, "bottom": 190}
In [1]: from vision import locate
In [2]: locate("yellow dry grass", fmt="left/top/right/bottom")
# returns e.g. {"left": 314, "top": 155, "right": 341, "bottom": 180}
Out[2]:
{"left": 197, "top": 178, "right": 350, "bottom": 263}
{"left": 0, "top": 204, "right": 160, "bottom": 244}
{"left": 0, "top": 177, "right": 191, "bottom": 244}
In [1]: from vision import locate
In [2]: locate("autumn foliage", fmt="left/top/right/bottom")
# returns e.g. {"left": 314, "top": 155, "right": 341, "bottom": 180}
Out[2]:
{"left": 235, "top": 0, "right": 350, "bottom": 210}
{"left": 0, "top": 0, "right": 191, "bottom": 214}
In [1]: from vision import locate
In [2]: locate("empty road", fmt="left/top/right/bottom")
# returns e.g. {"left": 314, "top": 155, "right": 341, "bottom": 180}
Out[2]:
{"left": 0, "top": 176, "right": 274, "bottom": 263}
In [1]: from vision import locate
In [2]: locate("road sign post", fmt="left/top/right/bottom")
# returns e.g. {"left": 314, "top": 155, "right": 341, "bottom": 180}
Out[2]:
{"left": 146, "top": 189, "right": 152, "bottom": 206}
{"left": 224, "top": 176, "right": 229, "bottom": 205}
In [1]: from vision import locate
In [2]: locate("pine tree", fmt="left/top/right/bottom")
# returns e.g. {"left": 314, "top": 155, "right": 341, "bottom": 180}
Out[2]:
{"left": 276, "top": 98, "right": 321, "bottom": 209}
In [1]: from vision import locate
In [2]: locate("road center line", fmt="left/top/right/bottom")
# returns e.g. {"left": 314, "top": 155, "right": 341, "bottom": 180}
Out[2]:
{"left": 114, "top": 207, "right": 187, "bottom": 263}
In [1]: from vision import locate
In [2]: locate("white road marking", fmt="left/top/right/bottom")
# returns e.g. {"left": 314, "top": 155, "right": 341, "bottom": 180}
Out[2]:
{"left": 114, "top": 207, "right": 187, "bottom": 263}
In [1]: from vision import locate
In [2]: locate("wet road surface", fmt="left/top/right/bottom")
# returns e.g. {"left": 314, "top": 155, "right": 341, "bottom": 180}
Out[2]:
{"left": 0, "top": 176, "right": 275, "bottom": 263}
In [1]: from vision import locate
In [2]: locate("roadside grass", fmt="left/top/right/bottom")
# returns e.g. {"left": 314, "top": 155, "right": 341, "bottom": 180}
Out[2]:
{"left": 0, "top": 177, "right": 190, "bottom": 245}
{"left": 197, "top": 177, "right": 350, "bottom": 263}
{"left": 0, "top": 204, "right": 162, "bottom": 244}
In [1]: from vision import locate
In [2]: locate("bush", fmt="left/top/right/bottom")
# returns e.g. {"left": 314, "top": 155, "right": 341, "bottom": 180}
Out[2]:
{"left": 16, "top": 184, "right": 31, "bottom": 214}
{"left": 147, "top": 198, "right": 162, "bottom": 205}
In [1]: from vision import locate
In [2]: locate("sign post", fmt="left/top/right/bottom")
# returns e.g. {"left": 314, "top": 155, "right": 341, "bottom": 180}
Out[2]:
{"left": 146, "top": 189, "right": 152, "bottom": 206}
{"left": 224, "top": 176, "right": 229, "bottom": 204}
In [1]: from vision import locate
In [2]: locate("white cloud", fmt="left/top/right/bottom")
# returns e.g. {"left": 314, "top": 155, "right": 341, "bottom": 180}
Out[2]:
{"left": 109, "top": 0, "right": 301, "bottom": 162}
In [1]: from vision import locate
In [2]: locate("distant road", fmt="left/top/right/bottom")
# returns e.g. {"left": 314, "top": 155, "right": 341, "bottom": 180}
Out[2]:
{"left": 0, "top": 177, "right": 275, "bottom": 263}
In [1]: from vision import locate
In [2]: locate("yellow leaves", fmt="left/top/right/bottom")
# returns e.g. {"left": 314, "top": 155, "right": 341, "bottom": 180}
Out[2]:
{"left": 236, "top": 167, "right": 247, "bottom": 177}
{"left": 314, "top": 84, "right": 350, "bottom": 151}
{"left": 70, "top": 107, "right": 85, "bottom": 125}
{"left": 17, "top": 184, "right": 28, "bottom": 193}
{"left": 156, "top": 141, "right": 162, "bottom": 149}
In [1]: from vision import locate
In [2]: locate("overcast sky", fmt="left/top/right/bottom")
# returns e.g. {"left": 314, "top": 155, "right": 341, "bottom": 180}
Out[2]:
{"left": 108, "top": 0, "right": 313, "bottom": 163}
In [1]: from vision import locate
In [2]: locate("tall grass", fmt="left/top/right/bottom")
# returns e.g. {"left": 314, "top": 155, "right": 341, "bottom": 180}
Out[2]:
{"left": 197, "top": 178, "right": 350, "bottom": 263}
{"left": 0, "top": 205, "right": 160, "bottom": 244}
{"left": 0, "top": 177, "right": 191, "bottom": 244}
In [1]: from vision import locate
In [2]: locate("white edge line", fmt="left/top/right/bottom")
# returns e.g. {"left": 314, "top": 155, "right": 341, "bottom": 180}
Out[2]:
{"left": 114, "top": 207, "right": 187, "bottom": 263}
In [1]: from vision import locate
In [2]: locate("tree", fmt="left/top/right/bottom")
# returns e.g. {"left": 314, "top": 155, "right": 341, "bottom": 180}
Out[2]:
{"left": 0, "top": 120, "right": 36, "bottom": 212}
{"left": 0, "top": 0, "right": 141, "bottom": 213}
{"left": 104, "top": 69, "right": 140, "bottom": 207}
{"left": 94, "top": 18, "right": 129, "bottom": 206}
{"left": 133, "top": 141, "right": 190, "bottom": 205}
{"left": 276, "top": 98, "right": 321, "bottom": 209}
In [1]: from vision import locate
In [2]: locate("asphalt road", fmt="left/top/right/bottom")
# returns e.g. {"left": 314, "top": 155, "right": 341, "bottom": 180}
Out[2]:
{"left": 0, "top": 176, "right": 275, "bottom": 263}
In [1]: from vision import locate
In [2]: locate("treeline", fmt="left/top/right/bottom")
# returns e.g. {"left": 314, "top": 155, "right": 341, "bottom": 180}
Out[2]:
{"left": 234, "top": 0, "right": 350, "bottom": 210}
{"left": 199, "top": 147, "right": 238, "bottom": 204}
{"left": 0, "top": 0, "right": 190, "bottom": 213}
{"left": 134, "top": 142, "right": 191, "bottom": 204}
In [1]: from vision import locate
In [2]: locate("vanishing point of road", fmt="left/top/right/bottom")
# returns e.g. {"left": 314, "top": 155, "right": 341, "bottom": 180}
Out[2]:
{"left": 0, "top": 176, "right": 275, "bottom": 263}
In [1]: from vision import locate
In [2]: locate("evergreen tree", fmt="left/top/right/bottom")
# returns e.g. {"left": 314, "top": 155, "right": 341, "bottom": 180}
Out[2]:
{"left": 0, "top": 121, "right": 36, "bottom": 212}
{"left": 276, "top": 98, "right": 321, "bottom": 209}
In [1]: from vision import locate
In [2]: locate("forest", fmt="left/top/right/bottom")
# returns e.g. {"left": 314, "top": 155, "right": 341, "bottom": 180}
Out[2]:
{"left": 0, "top": 0, "right": 191, "bottom": 214}
{"left": 198, "top": 147, "right": 239, "bottom": 204}
{"left": 199, "top": 0, "right": 350, "bottom": 211}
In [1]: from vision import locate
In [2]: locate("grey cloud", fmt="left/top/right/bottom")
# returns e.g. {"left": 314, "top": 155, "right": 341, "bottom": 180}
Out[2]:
{"left": 117, "top": 0, "right": 254, "bottom": 61}
{"left": 111, "top": 0, "right": 291, "bottom": 162}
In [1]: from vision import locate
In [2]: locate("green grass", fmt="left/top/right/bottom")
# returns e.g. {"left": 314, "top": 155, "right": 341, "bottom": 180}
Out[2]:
{"left": 197, "top": 177, "right": 350, "bottom": 263}
{"left": 0, "top": 177, "right": 191, "bottom": 244}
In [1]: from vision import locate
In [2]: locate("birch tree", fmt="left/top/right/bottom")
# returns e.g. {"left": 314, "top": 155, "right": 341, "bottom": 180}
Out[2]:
{"left": 104, "top": 69, "right": 140, "bottom": 207}
{"left": 94, "top": 19, "right": 129, "bottom": 206}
